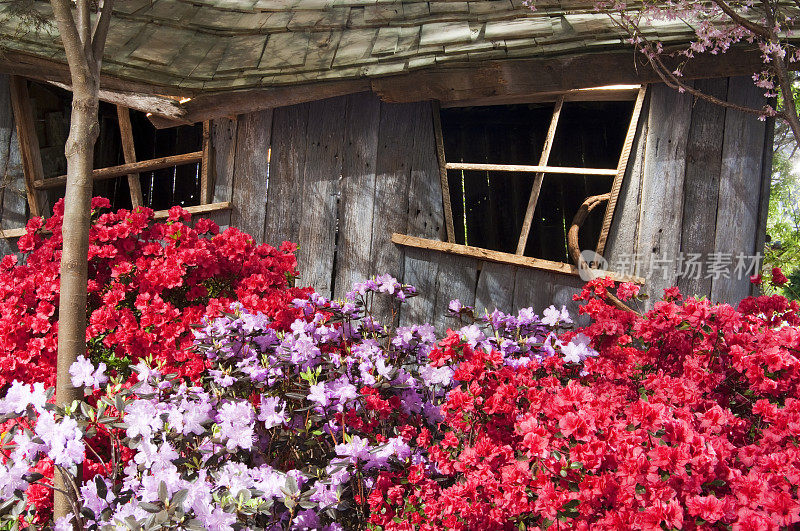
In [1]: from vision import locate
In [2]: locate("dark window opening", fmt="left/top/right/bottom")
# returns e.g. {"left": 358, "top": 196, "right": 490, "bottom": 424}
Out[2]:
{"left": 440, "top": 100, "right": 635, "bottom": 263}
{"left": 27, "top": 80, "right": 202, "bottom": 213}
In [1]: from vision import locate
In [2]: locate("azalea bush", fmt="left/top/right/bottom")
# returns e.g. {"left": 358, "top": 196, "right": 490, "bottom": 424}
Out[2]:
{"left": 0, "top": 198, "right": 308, "bottom": 387}
{"left": 368, "top": 279, "right": 800, "bottom": 530}
{"left": 0, "top": 277, "right": 580, "bottom": 529}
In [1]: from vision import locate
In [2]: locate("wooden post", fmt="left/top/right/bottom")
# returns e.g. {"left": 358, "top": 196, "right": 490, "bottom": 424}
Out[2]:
{"left": 516, "top": 96, "right": 563, "bottom": 255}
{"left": 115, "top": 105, "right": 144, "bottom": 208}
{"left": 432, "top": 102, "right": 455, "bottom": 243}
{"left": 9, "top": 76, "right": 45, "bottom": 218}
{"left": 200, "top": 120, "right": 212, "bottom": 205}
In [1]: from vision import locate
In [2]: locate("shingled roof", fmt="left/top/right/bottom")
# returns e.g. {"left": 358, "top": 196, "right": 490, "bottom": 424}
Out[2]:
{"left": 0, "top": 0, "right": 701, "bottom": 94}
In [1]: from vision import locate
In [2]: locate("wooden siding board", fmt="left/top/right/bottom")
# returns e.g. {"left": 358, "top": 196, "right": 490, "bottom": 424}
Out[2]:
{"left": 400, "top": 101, "right": 448, "bottom": 325}
{"left": 400, "top": 247, "right": 440, "bottom": 327}
{"left": 432, "top": 253, "right": 478, "bottom": 332}
{"left": 231, "top": 109, "right": 272, "bottom": 243}
{"left": 637, "top": 83, "right": 693, "bottom": 304}
{"left": 752, "top": 115, "right": 774, "bottom": 297}
{"left": 264, "top": 102, "right": 310, "bottom": 247}
{"left": 0, "top": 75, "right": 26, "bottom": 256}
{"left": 677, "top": 78, "right": 727, "bottom": 299}
{"left": 368, "top": 102, "right": 416, "bottom": 321}
{"left": 211, "top": 117, "right": 239, "bottom": 204}
{"left": 296, "top": 97, "right": 347, "bottom": 298}
{"left": 710, "top": 76, "right": 766, "bottom": 303}
{"left": 475, "top": 262, "right": 516, "bottom": 315}
{"left": 512, "top": 267, "right": 554, "bottom": 314}
{"left": 333, "top": 93, "right": 381, "bottom": 299}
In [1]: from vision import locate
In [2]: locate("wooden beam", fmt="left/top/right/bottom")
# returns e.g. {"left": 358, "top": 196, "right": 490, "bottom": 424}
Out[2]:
{"left": 373, "top": 47, "right": 767, "bottom": 105}
{"left": 9, "top": 75, "right": 44, "bottom": 217}
{"left": 441, "top": 86, "right": 640, "bottom": 108}
{"left": 392, "top": 233, "right": 645, "bottom": 284}
{"left": 445, "top": 162, "right": 617, "bottom": 176}
{"left": 152, "top": 201, "right": 230, "bottom": 220}
{"left": 35, "top": 151, "right": 203, "bottom": 189}
{"left": 0, "top": 201, "right": 232, "bottom": 239}
{"left": 0, "top": 226, "right": 26, "bottom": 239}
{"left": 115, "top": 105, "right": 144, "bottom": 208}
{"left": 431, "top": 101, "right": 455, "bottom": 243}
{"left": 49, "top": 81, "right": 188, "bottom": 122}
{"left": 595, "top": 85, "right": 647, "bottom": 257}
{"left": 200, "top": 121, "right": 212, "bottom": 205}
{"left": 176, "top": 79, "right": 371, "bottom": 125}
{"left": 516, "top": 96, "right": 563, "bottom": 255}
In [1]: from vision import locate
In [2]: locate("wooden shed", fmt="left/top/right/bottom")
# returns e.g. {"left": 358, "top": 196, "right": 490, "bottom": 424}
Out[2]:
{"left": 0, "top": 0, "right": 774, "bottom": 327}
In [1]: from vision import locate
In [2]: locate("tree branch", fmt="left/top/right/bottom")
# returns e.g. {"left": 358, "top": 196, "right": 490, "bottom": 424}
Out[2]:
{"left": 91, "top": 0, "right": 115, "bottom": 72}
{"left": 49, "top": 0, "right": 92, "bottom": 87}
{"left": 713, "top": 0, "right": 773, "bottom": 39}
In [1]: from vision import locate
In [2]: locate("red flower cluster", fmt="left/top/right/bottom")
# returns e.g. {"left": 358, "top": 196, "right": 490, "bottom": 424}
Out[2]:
{"left": 0, "top": 198, "right": 309, "bottom": 387}
{"left": 368, "top": 279, "right": 800, "bottom": 530}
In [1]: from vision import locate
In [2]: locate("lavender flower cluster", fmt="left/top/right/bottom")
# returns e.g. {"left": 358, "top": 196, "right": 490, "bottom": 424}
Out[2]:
{"left": 0, "top": 275, "right": 591, "bottom": 529}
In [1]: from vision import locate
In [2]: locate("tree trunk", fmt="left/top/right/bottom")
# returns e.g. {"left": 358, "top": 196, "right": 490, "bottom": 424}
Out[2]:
{"left": 52, "top": 79, "right": 99, "bottom": 524}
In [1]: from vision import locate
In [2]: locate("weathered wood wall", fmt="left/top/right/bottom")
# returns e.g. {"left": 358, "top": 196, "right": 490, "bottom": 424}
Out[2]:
{"left": 604, "top": 77, "right": 772, "bottom": 308}
{"left": 0, "top": 74, "right": 27, "bottom": 257}
{"left": 211, "top": 78, "right": 771, "bottom": 327}
{"left": 0, "top": 76, "right": 772, "bottom": 329}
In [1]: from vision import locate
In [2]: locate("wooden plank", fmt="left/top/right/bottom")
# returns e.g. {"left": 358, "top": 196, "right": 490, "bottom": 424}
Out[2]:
{"left": 400, "top": 101, "right": 448, "bottom": 326}
{"left": 475, "top": 262, "right": 516, "bottom": 316}
{"left": 152, "top": 201, "right": 230, "bottom": 220}
{"left": 636, "top": 83, "right": 694, "bottom": 304}
{"left": 372, "top": 48, "right": 766, "bottom": 106}
{"left": 445, "top": 162, "right": 617, "bottom": 175}
{"left": 296, "top": 97, "right": 346, "bottom": 298}
{"left": 35, "top": 151, "right": 203, "bottom": 189}
{"left": 0, "top": 74, "right": 27, "bottom": 255}
{"left": 399, "top": 247, "right": 439, "bottom": 327}
{"left": 264, "top": 103, "right": 309, "bottom": 247}
{"left": 115, "top": 105, "right": 144, "bottom": 208}
{"left": 710, "top": 76, "right": 766, "bottom": 304}
{"left": 8, "top": 76, "right": 44, "bottom": 217}
{"left": 200, "top": 120, "right": 211, "bottom": 204}
{"left": 676, "top": 78, "right": 728, "bottom": 299}
{"left": 516, "top": 96, "right": 563, "bottom": 255}
{"left": 432, "top": 253, "right": 479, "bottom": 333}
{"left": 752, "top": 115, "right": 774, "bottom": 297}
{"left": 432, "top": 101, "right": 455, "bottom": 243}
{"left": 513, "top": 267, "right": 555, "bottom": 314}
{"left": 440, "top": 86, "right": 641, "bottom": 108}
{"left": 595, "top": 85, "right": 647, "bottom": 257}
{"left": 332, "top": 93, "right": 381, "bottom": 300}
{"left": 369, "top": 102, "right": 417, "bottom": 322}
{"left": 392, "top": 233, "right": 644, "bottom": 284}
{"left": 604, "top": 91, "right": 648, "bottom": 265}
{"left": 230, "top": 110, "right": 271, "bottom": 243}
{"left": 211, "top": 117, "right": 238, "bottom": 205}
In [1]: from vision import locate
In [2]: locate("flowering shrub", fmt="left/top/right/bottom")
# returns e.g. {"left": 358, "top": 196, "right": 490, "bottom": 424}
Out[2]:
{"left": 0, "top": 198, "right": 308, "bottom": 386}
{"left": 0, "top": 276, "right": 582, "bottom": 529}
{"left": 368, "top": 279, "right": 800, "bottom": 530}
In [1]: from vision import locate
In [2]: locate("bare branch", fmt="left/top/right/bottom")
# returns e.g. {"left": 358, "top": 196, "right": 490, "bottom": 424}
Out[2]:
{"left": 49, "top": 0, "right": 92, "bottom": 87}
{"left": 91, "top": 0, "right": 115, "bottom": 67}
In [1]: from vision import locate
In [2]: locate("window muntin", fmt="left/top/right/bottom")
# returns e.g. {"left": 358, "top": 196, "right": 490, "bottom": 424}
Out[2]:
{"left": 435, "top": 87, "right": 646, "bottom": 268}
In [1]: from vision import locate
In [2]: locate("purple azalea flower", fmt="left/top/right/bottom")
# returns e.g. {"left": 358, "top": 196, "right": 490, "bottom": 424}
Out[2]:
{"left": 258, "top": 395, "right": 288, "bottom": 428}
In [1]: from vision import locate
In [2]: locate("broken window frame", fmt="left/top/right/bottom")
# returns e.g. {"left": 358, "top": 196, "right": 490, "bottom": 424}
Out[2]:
{"left": 393, "top": 84, "right": 648, "bottom": 283}
{"left": 1, "top": 76, "right": 229, "bottom": 239}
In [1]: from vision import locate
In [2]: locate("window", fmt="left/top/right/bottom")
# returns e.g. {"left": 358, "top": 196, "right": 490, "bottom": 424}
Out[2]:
{"left": 4, "top": 77, "right": 227, "bottom": 238}
{"left": 393, "top": 85, "right": 646, "bottom": 281}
